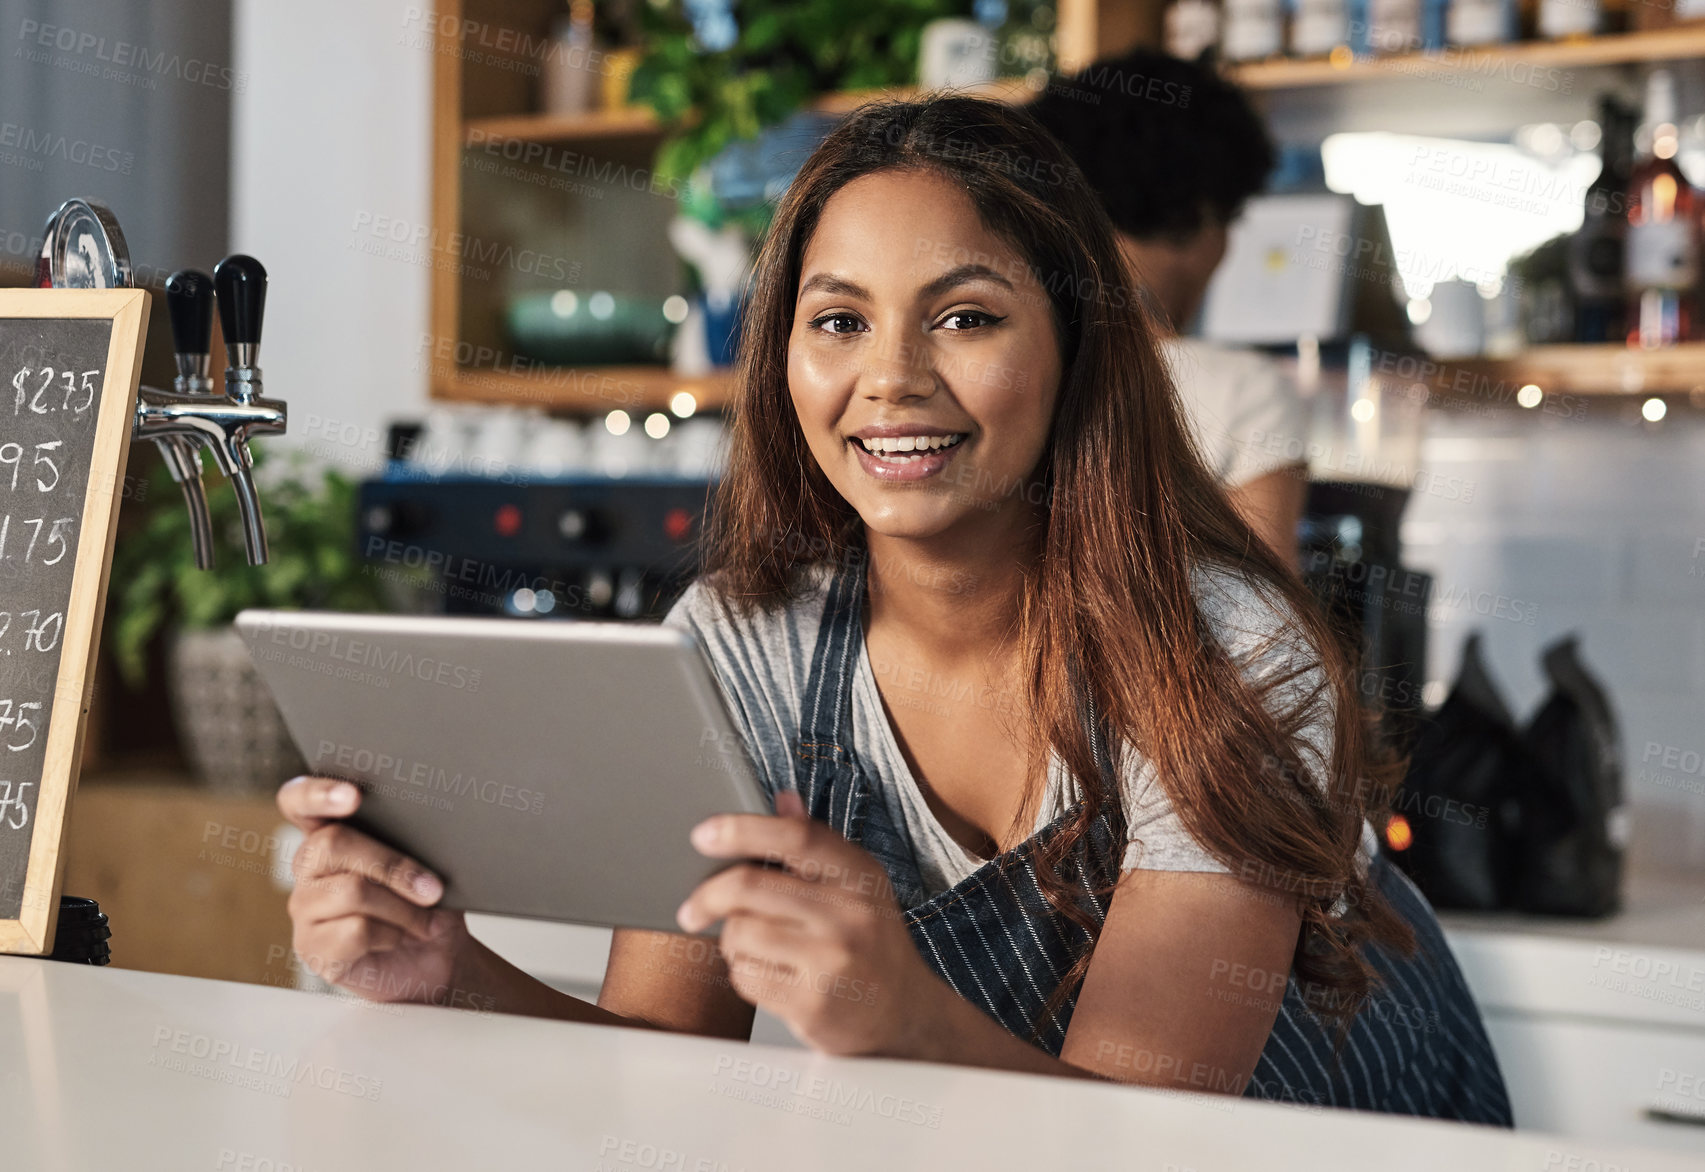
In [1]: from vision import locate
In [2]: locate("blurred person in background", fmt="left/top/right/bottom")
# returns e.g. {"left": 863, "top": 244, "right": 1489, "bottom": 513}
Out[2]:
{"left": 1029, "top": 49, "right": 1309, "bottom": 566}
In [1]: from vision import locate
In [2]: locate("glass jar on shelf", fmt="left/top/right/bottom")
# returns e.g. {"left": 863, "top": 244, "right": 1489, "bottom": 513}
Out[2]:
{"left": 1222, "top": 0, "right": 1285, "bottom": 60}
{"left": 1290, "top": 0, "right": 1353, "bottom": 58}
{"left": 1166, "top": 0, "right": 1223, "bottom": 61}
{"left": 1537, "top": 0, "right": 1601, "bottom": 40}
{"left": 1363, "top": 0, "right": 1430, "bottom": 53}
{"left": 1444, "top": 0, "right": 1518, "bottom": 45}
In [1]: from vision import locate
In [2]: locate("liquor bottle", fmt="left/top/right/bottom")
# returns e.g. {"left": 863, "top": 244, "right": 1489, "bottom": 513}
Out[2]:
{"left": 1568, "top": 96, "right": 1636, "bottom": 344}
{"left": 1625, "top": 70, "right": 1701, "bottom": 349}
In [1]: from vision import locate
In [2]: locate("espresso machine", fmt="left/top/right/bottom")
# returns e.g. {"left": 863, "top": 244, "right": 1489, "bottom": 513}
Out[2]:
{"left": 357, "top": 459, "right": 710, "bottom": 622}
{"left": 36, "top": 198, "right": 288, "bottom": 566}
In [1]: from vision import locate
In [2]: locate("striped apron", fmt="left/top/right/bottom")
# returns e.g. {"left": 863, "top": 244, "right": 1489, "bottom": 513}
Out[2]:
{"left": 788, "top": 551, "right": 1512, "bottom": 1123}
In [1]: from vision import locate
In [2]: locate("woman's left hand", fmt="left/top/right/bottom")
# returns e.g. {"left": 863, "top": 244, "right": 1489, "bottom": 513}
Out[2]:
{"left": 677, "top": 789, "right": 941, "bottom": 1057}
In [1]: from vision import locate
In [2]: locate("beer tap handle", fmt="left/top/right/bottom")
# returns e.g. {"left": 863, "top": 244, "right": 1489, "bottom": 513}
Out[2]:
{"left": 165, "top": 269, "right": 215, "bottom": 388}
{"left": 213, "top": 254, "right": 265, "bottom": 375}
{"left": 212, "top": 252, "right": 275, "bottom": 564}
{"left": 156, "top": 268, "right": 220, "bottom": 569}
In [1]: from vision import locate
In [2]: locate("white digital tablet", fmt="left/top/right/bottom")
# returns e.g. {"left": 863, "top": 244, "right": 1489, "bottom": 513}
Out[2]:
{"left": 235, "top": 609, "right": 771, "bottom": 935}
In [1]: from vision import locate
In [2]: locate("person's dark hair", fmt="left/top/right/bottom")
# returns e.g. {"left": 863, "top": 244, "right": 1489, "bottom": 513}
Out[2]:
{"left": 699, "top": 94, "right": 1409, "bottom": 1041}
{"left": 1025, "top": 49, "right": 1276, "bottom": 241}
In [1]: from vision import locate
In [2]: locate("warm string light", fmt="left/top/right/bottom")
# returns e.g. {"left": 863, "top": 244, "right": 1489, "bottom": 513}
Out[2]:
{"left": 1385, "top": 815, "right": 1413, "bottom": 852}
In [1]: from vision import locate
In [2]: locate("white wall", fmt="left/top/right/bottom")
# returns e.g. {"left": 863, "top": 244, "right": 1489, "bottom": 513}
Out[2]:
{"left": 231, "top": 0, "right": 433, "bottom": 474}
{"left": 1403, "top": 407, "right": 1705, "bottom": 871}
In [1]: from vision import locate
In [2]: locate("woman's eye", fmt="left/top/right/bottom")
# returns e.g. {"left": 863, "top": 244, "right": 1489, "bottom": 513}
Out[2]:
{"left": 809, "top": 313, "right": 863, "bottom": 336}
{"left": 939, "top": 310, "right": 1003, "bottom": 331}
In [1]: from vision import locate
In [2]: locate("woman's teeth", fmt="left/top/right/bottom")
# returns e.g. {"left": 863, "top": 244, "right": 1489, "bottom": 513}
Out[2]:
{"left": 856, "top": 434, "right": 966, "bottom": 457}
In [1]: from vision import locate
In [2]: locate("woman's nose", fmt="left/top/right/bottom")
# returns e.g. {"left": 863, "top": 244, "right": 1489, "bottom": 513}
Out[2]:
{"left": 861, "top": 336, "right": 937, "bottom": 402}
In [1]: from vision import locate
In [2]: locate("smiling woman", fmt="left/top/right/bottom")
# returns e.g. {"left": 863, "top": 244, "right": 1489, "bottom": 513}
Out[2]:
{"left": 669, "top": 94, "right": 1513, "bottom": 1121}
{"left": 272, "top": 93, "right": 1511, "bottom": 1128}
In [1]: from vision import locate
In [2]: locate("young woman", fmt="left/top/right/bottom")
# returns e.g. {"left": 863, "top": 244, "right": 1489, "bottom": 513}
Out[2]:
{"left": 277, "top": 95, "right": 1511, "bottom": 1123}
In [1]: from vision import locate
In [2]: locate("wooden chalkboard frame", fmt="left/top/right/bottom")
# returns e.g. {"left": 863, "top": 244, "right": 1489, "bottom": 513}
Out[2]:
{"left": 0, "top": 289, "right": 149, "bottom": 955}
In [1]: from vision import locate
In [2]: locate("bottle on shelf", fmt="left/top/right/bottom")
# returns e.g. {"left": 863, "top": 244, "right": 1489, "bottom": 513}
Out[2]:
{"left": 541, "top": 0, "right": 596, "bottom": 116}
{"left": 1624, "top": 69, "right": 1702, "bottom": 349}
{"left": 1569, "top": 96, "right": 1636, "bottom": 344}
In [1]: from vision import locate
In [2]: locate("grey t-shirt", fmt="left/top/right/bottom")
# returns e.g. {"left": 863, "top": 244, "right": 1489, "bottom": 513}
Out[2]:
{"left": 664, "top": 561, "right": 1376, "bottom": 899}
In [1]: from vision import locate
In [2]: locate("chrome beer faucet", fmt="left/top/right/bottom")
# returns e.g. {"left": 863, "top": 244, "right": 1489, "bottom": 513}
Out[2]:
{"left": 39, "top": 197, "right": 289, "bottom": 568}
{"left": 147, "top": 270, "right": 217, "bottom": 569}
{"left": 133, "top": 256, "right": 287, "bottom": 565}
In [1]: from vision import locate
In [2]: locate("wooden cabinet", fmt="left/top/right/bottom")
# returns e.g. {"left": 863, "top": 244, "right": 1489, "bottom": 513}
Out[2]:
{"left": 60, "top": 775, "right": 294, "bottom": 987}
{"left": 425, "top": 0, "right": 1151, "bottom": 414}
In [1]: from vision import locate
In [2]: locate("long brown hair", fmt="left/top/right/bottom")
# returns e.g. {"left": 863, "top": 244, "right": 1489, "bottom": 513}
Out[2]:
{"left": 700, "top": 94, "right": 1413, "bottom": 1036}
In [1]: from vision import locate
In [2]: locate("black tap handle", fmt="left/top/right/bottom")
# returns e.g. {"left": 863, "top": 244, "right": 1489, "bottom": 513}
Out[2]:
{"left": 213, "top": 254, "right": 267, "bottom": 348}
{"left": 164, "top": 270, "right": 214, "bottom": 357}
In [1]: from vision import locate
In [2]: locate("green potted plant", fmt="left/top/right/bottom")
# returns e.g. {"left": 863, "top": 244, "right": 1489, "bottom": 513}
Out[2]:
{"left": 630, "top": 0, "right": 962, "bottom": 238}
{"left": 108, "top": 449, "right": 390, "bottom": 794}
{"left": 627, "top": 0, "right": 1058, "bottom": 234}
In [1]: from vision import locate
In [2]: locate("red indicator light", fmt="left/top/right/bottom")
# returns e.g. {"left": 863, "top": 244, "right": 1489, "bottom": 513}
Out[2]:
{"left": 494, "top": 504, "right": 522, "bottom": 537}
{"left": 664, "top": 507, "right": 693, "bottom": 542}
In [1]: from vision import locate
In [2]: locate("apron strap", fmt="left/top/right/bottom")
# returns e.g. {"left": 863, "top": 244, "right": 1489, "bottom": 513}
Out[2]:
{"left": 792, "top": 547, "right": 868, "bottom": 837}
{"left": 791, "top": 545, "right": 931, "bottom": 908}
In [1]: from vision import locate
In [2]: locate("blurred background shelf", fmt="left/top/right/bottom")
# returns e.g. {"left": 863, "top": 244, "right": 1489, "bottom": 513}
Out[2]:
{"left": 1231, "top": 27, "right": 1705, "bottom": 90}
{"left": 464, "top": 105, "right": 670, "bottom": 143}
{"left": 429, "top": 363, "right": 734, "bottom": 411}
{"left": 461, "top": 79, "right": 1044, "bottom": 147}
{"left": 1430, "top": 343, "right": 1705, "bottom": 398}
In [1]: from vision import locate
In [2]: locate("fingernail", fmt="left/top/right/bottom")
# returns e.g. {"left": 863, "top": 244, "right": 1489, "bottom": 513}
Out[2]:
{"left": 675, "top": 901, "right": 697, "bottom": 931}
{"left": 412, "top": 872, "right": 442, "bottom": 902}
{"left": 329, "top": 783, "right": 357, "bottom": 811}
{"left": 690, "top": 819, "right": 721, "bottom": 850}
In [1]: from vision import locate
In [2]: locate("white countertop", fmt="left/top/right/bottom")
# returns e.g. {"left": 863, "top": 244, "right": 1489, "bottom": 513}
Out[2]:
{"left": 1438, "top": 867, "right": 1705, "bottom": 1028}
{"left": 3, "top": 956, "right": 1698, "bottom": 1172}
{"left": 465, "top": 866, "right": 1705, "bottom": 1036}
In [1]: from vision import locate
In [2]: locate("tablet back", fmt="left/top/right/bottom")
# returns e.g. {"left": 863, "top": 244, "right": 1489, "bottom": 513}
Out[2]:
{"left": 235, "top": 610, "right": 771, "bottom": 934}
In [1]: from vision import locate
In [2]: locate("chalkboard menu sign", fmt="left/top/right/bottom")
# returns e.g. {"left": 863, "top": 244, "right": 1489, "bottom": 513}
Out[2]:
{"left": 0, "top": 289, "right": 148, "bottom": 955}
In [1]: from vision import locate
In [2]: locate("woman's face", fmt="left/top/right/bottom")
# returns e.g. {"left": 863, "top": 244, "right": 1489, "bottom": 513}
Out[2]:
{"left": 787, "top": 168, "right": 1062, "bottom": 544}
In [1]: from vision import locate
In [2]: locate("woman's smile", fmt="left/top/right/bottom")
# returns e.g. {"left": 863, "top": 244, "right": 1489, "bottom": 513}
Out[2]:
{"left": 847, "top": 429, "right": 971, "bottom": 482}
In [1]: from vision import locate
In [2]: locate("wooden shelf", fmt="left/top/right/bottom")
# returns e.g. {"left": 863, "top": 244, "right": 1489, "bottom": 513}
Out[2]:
{"left": 431, "top": 364, "right": 734, "bottom": 412}
{"left": 807, "top": 77, "right": 1043, "bottom": 114}
{"left": 1231, "top": 26, "right": 1705, "bottom": 91}
{"left": 464, "top": 105, "right": 667, "bottom": 143}
{"left": 1430, "top": 343, "right": 1705, "bottom": 399}
{"left": 461, "top": 78, "right": 1043, "bottom": 146}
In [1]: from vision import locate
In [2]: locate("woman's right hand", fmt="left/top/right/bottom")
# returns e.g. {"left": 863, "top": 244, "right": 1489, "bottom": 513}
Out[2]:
{"left": 277, "top": 775, "right": 471, "bottom": 1005}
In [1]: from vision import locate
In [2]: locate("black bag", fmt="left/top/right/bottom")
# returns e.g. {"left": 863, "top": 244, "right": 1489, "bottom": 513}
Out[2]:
{"left": 1391, "top": 633, "right": 1520, "bottom": 911}
{"left": 1511, "top": 636, "right": 1626, "bottom": 918}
